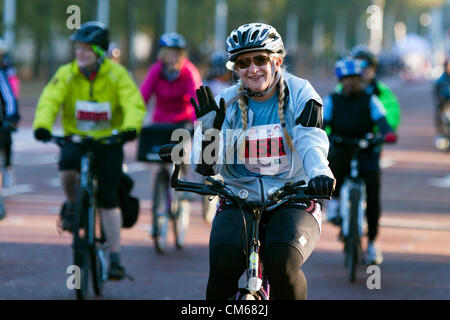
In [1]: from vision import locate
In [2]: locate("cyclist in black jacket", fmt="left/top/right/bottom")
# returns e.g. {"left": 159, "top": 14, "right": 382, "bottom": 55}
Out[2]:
{"left": 323, "top": 57, "right": 396, "bottom": 265}
{"left": 0, "top": 38, "right": 20, "bottom": 192}
{"left": 434, "top": 58, "right": 450, "bottom": 135}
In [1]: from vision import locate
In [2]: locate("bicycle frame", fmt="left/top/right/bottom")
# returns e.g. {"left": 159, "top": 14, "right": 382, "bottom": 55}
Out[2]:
{"left": 331, "top": 133, "right": 384, "bottom": 281}
{"left": 79, "top": 150, "right": 98, "bottom": 246}
{"left": 152, "top": 161, "right": 191, "bottom": 253}
{"left": 159, "top": 144, "right": 330, "bottom": 299}
{"left": 51, "top": 133, "right": 124, "bottom": 298}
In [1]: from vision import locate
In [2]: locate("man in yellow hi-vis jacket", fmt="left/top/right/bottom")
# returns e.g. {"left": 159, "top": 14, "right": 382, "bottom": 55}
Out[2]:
{"left": 33, "top": 22, "right": 146, "bottom": 281}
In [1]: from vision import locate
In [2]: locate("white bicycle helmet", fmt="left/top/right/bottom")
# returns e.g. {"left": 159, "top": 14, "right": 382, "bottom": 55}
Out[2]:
{"left": 226, "top": 23, "right": 285, "bottom": 61}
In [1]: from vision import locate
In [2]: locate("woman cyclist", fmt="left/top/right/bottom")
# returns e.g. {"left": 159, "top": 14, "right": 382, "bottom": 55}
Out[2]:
{"left": 139, "top": 32, "right": 202, "bottom": 244}
{"left": 140, "top": 32, "right": 202, "bottom": 181}
{"left": 191, "top": 23, "right": 335, "bottom": 300}
{"left": 33, "top": 21, "right": 146, "bottom": 280}
{"left": 323, "top": 57, "right": 397, "bottom": 265}
{"left": 140, "top": 32, "right": 202, "bottom": 125}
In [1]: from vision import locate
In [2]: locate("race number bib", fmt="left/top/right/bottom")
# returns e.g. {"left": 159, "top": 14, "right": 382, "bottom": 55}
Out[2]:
{"left": 75, "top": 100, "right": 112, "bottom": 131}
{"left": 243, "top": 123, "right": 290, "bottom": 175}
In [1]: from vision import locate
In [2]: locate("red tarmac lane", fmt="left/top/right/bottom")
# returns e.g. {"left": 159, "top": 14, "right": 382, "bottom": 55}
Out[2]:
{"left": 0, "top": 77, "right": 449, "bottom": 300}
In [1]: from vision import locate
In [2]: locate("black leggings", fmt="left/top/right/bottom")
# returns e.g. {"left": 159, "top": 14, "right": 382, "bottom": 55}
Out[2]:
{"left": 58, "top": 142, "right": 124, "bottom": 208}
{"left": 0, "top": 131, "right": 12, "bottom": 167}
{"left": 328, "top": 146, "right": 381, "bottom": 241}
{"left": 206, "top": 204, "right": 320, "bottom": 300}
{"left": 206, "top": 243, "right": 307, "bottom": 300}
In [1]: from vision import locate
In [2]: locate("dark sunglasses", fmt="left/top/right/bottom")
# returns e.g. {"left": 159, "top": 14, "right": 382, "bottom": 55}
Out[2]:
{"left": 235, "top": 55, "right": 271, "bottom": 69}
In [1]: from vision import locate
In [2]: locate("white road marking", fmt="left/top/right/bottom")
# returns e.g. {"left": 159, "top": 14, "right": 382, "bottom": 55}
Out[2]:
{"left": 427, "top": 175, "right": 450, "bottom": 189}
{"left": 1, "top": 184, "right": 34, "bottom": 197}
{"left": 48, "top": 177, "right": 61, "bottom": 187}
{"left": 380, "top": 217, "right": 450, "bottom": 231}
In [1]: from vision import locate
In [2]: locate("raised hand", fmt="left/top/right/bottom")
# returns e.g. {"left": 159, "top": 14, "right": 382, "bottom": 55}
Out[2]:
{"left": 191, "top": 86, "right": 226, "bottom": 130}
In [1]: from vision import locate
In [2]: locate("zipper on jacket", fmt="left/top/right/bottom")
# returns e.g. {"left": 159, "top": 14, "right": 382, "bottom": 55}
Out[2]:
{"left": 89, "top": 81, "right": 94, "bottom": 100}
{"left": 258, "top": 178, "right": 265, "bottom": 202}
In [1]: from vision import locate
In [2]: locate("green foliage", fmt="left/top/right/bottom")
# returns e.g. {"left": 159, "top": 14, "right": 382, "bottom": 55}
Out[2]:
{"left": 2, "top": 0, "right": 448, "bottom": 76}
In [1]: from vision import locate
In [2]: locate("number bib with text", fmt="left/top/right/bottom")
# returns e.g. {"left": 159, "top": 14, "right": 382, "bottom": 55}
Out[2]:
{"left": 243, "top": 123, "right": 290, "bottom": 175}
{"left": 75, "top": 100, "right": 112, "bottom": 131}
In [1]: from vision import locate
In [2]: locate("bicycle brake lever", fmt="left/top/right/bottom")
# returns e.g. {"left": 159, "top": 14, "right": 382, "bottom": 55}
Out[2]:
{"left": 205, "top": 176, "right": 223, "bottom": 187}
{"left": 171, "top": 164, "right": 181, "bottom": 188}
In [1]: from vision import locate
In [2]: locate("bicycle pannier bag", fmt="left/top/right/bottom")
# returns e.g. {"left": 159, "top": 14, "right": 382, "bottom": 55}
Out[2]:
{"left": 137, "top": 123, "right": 186, "bottom": 162}
{"left": 119, "top": 173, "right": 140, "bottom": 228}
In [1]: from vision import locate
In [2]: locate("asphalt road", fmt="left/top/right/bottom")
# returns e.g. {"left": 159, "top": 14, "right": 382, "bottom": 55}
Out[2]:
{"left": 0, "top": 76, "right": 449, "bottom": 300}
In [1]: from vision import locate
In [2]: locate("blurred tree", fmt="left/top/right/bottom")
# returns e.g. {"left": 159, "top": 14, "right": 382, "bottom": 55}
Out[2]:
{"left": 3, "top": 0, "right": 447, "bottom": 78}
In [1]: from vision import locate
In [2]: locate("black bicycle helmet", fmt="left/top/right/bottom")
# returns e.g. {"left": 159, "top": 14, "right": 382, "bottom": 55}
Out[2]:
{"left": 70, "top": 21, "right": 110, "bottom": 51}
{"left": 351, "top": 45, "right": 378, "bottom": 67}
{"left": 226, "top": 23, "right": 285, "bottom": 61}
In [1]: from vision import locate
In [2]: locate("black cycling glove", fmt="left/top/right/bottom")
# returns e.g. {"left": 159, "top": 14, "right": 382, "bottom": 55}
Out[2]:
{"left": 191, "top": 85, "right": 226, "bottom": 130}
{"left": 308, "top": 175, "right": 336, "bottom": 196}
{"left": 121, "top": 129, "right": 137, "bottom": 142}
{"left": 34, "top": 128, "right": 52, "bottom": 142}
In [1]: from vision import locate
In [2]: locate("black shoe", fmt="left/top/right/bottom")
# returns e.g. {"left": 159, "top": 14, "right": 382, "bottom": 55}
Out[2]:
{"left": 58, "top": 202, "right": 75, "bottom": 232}
{"left": 108, "top": 262, "right": 126, "bottom": 281}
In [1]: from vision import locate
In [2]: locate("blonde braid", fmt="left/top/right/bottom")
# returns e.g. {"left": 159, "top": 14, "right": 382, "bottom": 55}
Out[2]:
{"left": 277, "top": 73, "right": 294, "bottom": 150}
{"left": 238, "top": 82, "right": 248, "bottom": 130}
{"left": 237, "top": 81, "right": 248, "bottom": 161}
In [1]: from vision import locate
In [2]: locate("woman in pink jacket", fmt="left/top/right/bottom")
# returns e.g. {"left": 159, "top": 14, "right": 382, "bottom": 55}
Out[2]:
{"left": 139, "top": 33, "right": 202, "bottom": 249}
{"left": 140, "top": 32, "right": 202, "bottom": 124}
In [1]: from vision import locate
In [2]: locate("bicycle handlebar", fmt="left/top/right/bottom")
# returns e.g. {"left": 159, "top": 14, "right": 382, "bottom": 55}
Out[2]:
{"left": 159, "top": 144, "right": 331, "bottom": 209}
{"left": 330, "top": 133, "right": 386, "bottom": 149}
{"left": 50, "top": 131, "right": 126, "bottom": 148}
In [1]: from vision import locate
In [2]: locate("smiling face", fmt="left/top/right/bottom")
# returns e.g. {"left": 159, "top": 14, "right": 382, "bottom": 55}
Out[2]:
{"left": 75, "top": 42, "right": 98, "bottom": 69}
{"left": 234, "top": 51, "right": 282, "bottom": 100}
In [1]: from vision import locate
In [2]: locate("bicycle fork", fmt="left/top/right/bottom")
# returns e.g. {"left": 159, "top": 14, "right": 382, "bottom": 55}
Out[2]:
{"left": 247, "top": 208, "right": 263, "bottom": 292}
{"left": 340, "top": 158, "right": 366, "bottom": 237}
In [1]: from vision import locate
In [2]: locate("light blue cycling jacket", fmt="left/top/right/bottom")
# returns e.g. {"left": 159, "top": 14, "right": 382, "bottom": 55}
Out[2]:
{"left": 192, "top": 72, "right": 334, "bottom": 202}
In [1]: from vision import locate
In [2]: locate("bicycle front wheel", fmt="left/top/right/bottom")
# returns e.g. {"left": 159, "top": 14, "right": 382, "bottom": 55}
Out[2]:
{"left": 73, "top": 187, "right": 91, "bottom": 299}
{"left": 346, "top": 187, "right": 361, "bottom": 283}
{"left": 92, "top": 244, "right": 107, "bottom": 296}
{"left": 152, "top": 167, "right": 171, "bottom": 254}
{"left": 174, "top": 198, "right": 190, "bottom": 249}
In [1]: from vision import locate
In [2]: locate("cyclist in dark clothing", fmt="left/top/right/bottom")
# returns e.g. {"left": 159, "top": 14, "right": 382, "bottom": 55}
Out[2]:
{"left": 351, "top": 45, "right": 401, "bottom": 133}
{"left": 434, "top": 59, "right": 450, "bottom": 135}
{"left": 0, "top": 37, "right": 20, "bottom": 194}
{"left": 0, "top": 39, "right": 20, "bottom": 220}
{"left": 323, "top": 57, "right": 396, "bottom": 265}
